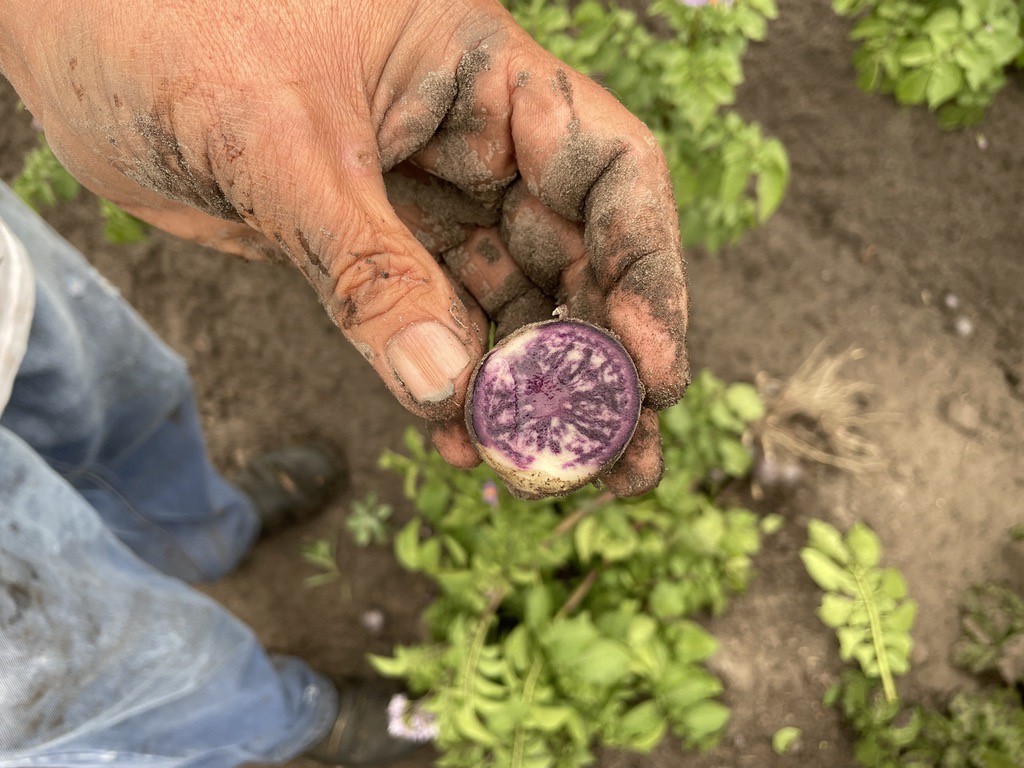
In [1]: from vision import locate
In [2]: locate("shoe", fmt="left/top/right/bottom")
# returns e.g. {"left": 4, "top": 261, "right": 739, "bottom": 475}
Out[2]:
{"left": 305, "top": 682, "right": 426, "bottom": 766}
{"left": 234, "top": 443, "right": 347, "bottom": 537}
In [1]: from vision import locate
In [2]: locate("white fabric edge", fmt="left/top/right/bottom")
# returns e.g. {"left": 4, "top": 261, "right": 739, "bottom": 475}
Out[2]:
{"left": 0, "top": 216, "right": 35, "bottom": 414}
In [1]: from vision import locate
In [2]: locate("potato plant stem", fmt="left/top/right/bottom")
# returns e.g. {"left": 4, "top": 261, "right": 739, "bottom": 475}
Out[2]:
{"left": 461, "top": 589, "right": 506, "bottom": 704}
{"left": 853, "top": 568, "right": 897, "bottom": 703}
{"left": 511, "top": 659, "right": 543, "bottom": 768}
{"left": 557, "top": 567, "right": 602, "bottom": 619}
{"left": 512, "top": 568, "right": 599, "bottom": 768}
{"left": 548, "top": 491, "right": 616, "bottom": 542}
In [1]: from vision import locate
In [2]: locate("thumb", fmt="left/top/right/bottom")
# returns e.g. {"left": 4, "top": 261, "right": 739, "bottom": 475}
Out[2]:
{"left": 261, "top": 136, "right": 485, "bottom": 422}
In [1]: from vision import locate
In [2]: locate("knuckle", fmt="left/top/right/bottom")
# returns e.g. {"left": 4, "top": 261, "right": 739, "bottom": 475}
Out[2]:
{"left": 329, "top": 251, "right": 433, "bottom": 331}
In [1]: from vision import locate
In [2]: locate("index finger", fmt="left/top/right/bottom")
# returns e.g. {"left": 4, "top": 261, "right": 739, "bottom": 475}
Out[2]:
{"left": 506, "top": 48, "right": 690, "bottom": 409}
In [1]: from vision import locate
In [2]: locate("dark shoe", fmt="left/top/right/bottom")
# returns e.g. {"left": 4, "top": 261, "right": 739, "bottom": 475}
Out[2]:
{"left": 234, "top": 443, "right": 347, "bottom": 537}
{"left": 305, "top": 683, "right": 426, "bottom": 766}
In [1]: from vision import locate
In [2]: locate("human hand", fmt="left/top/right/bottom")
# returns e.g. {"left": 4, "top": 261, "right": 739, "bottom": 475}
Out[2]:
{"left": 0, "top": 0, "right": 688, "bottom": 496}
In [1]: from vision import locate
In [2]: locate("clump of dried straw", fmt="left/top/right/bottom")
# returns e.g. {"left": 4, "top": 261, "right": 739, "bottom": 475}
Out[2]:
{"left": 753, "top": 345, "right": 890, "bottom": 476}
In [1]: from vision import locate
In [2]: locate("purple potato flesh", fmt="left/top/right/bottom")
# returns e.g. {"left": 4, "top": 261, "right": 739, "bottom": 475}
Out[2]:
{"left": 466, "top": 319, "right": 643, "bottom": 498}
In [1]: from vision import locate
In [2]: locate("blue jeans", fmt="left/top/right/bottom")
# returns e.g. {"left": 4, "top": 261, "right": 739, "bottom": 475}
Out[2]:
{"left": 0, "top": 183, "right": 337, "bottom": 768}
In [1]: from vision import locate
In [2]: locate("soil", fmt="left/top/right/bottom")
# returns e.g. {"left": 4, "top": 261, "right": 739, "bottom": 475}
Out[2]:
{"left": 2, "top": 1, "right": 1023, "bottom": 766}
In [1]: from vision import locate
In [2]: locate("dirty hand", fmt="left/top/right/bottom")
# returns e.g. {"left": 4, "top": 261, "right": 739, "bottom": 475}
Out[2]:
{"left": 0, "top": 0, "right": 688, "bottom": 496}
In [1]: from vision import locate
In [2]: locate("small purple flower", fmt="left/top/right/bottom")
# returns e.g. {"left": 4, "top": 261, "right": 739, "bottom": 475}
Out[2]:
{"left": 387, "top": 694, "right": 439, "bottom": 742}
{"left": 482, "top": 480, "right": 499, "bottom": 507}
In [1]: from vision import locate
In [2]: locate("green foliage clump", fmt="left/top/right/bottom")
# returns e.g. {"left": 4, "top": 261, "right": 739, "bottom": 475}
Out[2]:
{"left": 370, "top": 371, "right": 766, "bottom": 767}
{"left": 13, "top": 134, "right": 149, "bottom": 244}
{"left": 806, "top": 522, "right": 1024, "bottom": 768}
{"left": 772, "top": 725, "right": 802, "bottom": 754}
{"left": 13, "top": 136, "right": 80, "bottom": 210}
{"left": 802, "top": 520, "right": 917, "bottom": 703}
{"left": 832, "top": 0, "right": 1024, "bottom": 128}
{"left": 300, "top": 536, "right": 342, "bottom": 587}
{"left": 506, "top": 0, "right": 789, "bottom": 251}
{"left": 98, "top": 198, "right": 150, "bottom": 245}
{"left": 953, "top": 581, "right": 1024, "bottom": 685}
{"left": 345, "top": 492, "right": 394, "bottom": 547}
{"left": 829, "top": 668, "right": 1024, "bottom": 768}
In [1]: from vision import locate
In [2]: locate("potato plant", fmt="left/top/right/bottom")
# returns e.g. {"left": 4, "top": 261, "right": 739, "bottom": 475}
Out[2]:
{"left": 369, "top": 372, "right": 767, "bottom": 767}
{"left": 806, "top": 523, "right": 1024, "bottom": 767}
{"left": 833, "top": 0, "right": 1024, "bottom": 128}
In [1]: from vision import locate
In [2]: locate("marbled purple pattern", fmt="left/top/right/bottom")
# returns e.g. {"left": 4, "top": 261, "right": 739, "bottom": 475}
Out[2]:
{"left": 469, "top": 321, "right": 641, "bottom": 476}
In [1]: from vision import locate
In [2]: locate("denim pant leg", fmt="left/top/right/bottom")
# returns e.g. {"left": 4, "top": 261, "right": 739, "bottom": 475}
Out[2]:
{"left": 0, "top": 427, "right": 338, "bottom": 768}
{"left": 0, "top": 181, "right": 258, "bottom": 582}
{"left": 0, "top": 184, "right": 338, "bottom": 766}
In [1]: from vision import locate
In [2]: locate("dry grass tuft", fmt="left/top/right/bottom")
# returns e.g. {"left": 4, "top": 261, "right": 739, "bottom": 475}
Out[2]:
{"left": 754, "top": 345, "right": 891, "bottom": 475}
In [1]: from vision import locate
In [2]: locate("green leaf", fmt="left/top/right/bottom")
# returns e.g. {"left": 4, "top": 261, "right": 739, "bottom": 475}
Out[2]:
{"left": 394, "top": 520, "right": 421, "bottom": 570}
{"left": 720, "top": 157, "right": 751, "bottom": 203}
{"left": 884, "top": 600, "right": 918, "bottom": 633}
{"left": 303, "top": 572, "right": 338, "bottom": 588}
{"left": 402, "top": 427, "right": 425, "bottom": 458}
{"left": 724, "top": 383, "right": 765, "bottom": 422}
{"left": 885, "top": 707, "right": 921, "bottom": 747}
{"left": 898, "top": 39, "right": 935, "bottom": 67}
{"left": 504, "top": 626, "right": 531, "bottom": 674}
{"left": 674, "top": 622, "right": 719, "bottom": 664}
{"left": 801, "top": 548, "right": 857, "bottom": 594}
{"left": 650, "top": 581, "right": 687, "bottom": 619}
{"left": 574, "top": 515, "right": 599, "bottom": 563}
{"left": 12, "top": 136, "right": 81, "bottom": 211}
{"left": 807, "top": 520, "right": 850, "bottom": 565}
{"left": 895, "top": 68, "right": 930, "bottom": 104}
{"left": 772, "top": 725, "right": 802, "bottom": 754}
{"left": 453, "top": 707, "right": 498, "bottom": 746}
{"left": 618, "top": 701, "right": 667, "bottom": 751}
{"left": 838, "top": 626, "right": 870, "bottom": 660}
{"left": 417, "top": 478, "right": 451, "bottom": 517}
{"left": 418, "top": 538, "right": 441, "bottom": 572}
{"left": 718, "top": 438, "right": 753, "bottom": 477}
{"left": 709, "top": 400, "right": 746, "bottom": 432}
{"left": 923, "top": 8, "right": 960, "bottom": 37}
{"left": 368, "top": 653, "right": 407, "bottom": 677}
{"left": 879, "top": 568, "right": 907, "bottom": 599}
{"left": 926, "top": 61, "right": 965, "bottom": 108}
{"left": 524, "top": 704, "right": 575, "bottom": 733}
{"left": 525, "top": 584, "right": 554, "bottom": 629}
{"left": 756, "top": 163, "right": 787, "bottom": 221}
{"left": 819, "top": 594, "right": 856, "bottom": 628}
{"left": 542, "top": 615, "right": 600, "bottom": 664}
{"left": 626, "top": 614, "right": 658, "bottom": 646}
{"left": 99, "top": 200, "right": 149, "bottom": 244}
{"left": 576, "top": 639, "right": 633, "bottom": 686}
{"left": 659, "top": 667, "right": 723, "bottom": 714}
{"left": 846, "top": 523, "right": 882, "bottom": 568}
{"left": 680, "top": 700, "right": 730, "bottom": 742}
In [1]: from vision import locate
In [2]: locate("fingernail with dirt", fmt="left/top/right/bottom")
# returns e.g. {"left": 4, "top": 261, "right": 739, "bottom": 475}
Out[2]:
{"left": 387, "top": 322, "right": 471, "bottom": 404}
